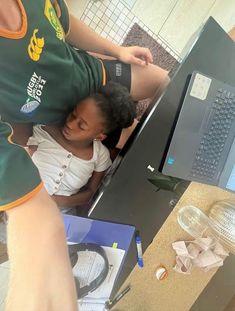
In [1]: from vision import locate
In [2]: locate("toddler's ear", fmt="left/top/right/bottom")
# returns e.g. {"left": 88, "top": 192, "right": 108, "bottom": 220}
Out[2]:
{"left": 95, "top": 133, "right": 107, "bottom": 141}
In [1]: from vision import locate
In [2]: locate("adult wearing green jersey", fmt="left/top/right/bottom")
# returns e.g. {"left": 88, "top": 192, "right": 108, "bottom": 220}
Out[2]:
{"left": 0, "top": 1, "right": 168, "bottom": 310}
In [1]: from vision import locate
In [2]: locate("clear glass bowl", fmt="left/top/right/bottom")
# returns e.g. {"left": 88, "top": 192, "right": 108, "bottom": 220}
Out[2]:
{"left": 177, "top": 201, "right": 235, "bottom": 254}
{"left": 208, "top": 200, "right": 235, "bottom": 254}
{"left": 177, "top": 205, "right": 213, "bottom": 239}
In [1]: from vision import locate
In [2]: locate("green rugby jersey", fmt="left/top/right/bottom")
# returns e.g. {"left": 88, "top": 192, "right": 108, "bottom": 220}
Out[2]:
{"left": 0, "top": 121, "right": 43, "bottom": 210}
{"left": 0, "top": 0, "right": 104, "bottom": 124}
{"left": 0, "top": 0, "right": 104, "bottom": 210}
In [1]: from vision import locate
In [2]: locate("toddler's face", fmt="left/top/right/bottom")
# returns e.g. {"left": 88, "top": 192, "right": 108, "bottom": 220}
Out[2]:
{"left": 62, "top": 97, "right": 106, "bottom": 142}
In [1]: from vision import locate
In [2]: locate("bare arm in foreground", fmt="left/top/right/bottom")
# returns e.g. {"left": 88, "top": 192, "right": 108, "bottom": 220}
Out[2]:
{"left": 5, "top": 187, "right": 77, "bottom": 311}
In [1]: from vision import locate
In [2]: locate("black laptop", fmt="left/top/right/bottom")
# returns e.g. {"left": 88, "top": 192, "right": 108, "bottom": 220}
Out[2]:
{"left": 162, "top": 71, "right": 235, "bottom": 192}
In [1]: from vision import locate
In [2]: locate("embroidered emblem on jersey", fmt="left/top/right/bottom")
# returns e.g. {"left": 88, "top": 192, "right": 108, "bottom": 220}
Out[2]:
{"left": 20, "top": 100, "right": 40, "bottom": 114}
{"left": 44, "top": 0, "right": 65, "bottom": 40}
{"left": 21, "top": 72, "right": 47, "bottom": 115}
{"left": 28, "top": 29, "right": 45, "bottom": 62}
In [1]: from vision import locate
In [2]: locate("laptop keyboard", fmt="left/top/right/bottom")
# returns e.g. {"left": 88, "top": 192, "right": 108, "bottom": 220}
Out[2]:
{"left": 190, "top": 88, "right": 235, "bottom": 180}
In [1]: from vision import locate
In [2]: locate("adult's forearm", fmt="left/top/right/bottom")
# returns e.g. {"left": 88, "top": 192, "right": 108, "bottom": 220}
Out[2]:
{"left": 66, "top": 14, "right": 121, "bottom": 58}
{"left": 5, "top": 188, "right": 77, "bottom": 311}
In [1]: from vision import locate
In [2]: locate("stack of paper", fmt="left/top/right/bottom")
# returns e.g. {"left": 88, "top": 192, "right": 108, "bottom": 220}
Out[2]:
{"left": 72, "top": 246, "right": 125, "bottom": 311}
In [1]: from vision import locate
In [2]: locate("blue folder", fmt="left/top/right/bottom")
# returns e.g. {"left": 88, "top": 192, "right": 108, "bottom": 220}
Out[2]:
{"left": 63, "top": 215, "right": 135, "bottom": 251}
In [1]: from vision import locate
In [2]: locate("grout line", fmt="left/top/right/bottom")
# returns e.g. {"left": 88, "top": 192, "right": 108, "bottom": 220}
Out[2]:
{"left": 157, "top": 0, "right": 180, "bottom": 34}
{"left": 202, "top": 0, "right": 217, "bottom": 23}
{"left": 120, "top": 0, "right": 137, "bottom": 10}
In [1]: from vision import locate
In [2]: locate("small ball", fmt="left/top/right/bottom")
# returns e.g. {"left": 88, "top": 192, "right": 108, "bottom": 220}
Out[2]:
{"left": 155, "top": 265, "right": 168, "bottom": 280}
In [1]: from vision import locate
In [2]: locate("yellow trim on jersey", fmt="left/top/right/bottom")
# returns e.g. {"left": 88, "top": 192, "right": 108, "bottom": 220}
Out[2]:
{"left": 0, "top": 121, "right": 43, "bottom": 211}
{"left": 44, "top": 0, "right": 65, "bottom": 40}
{"left": 7, "top": 127, "right": 14, "bottom": 144}
{"left": 64, "top": 0, "right": 71, "bottom": 38}
{"left": 4, "top": 121, "right": 18, "bottom": 145}
{"left": 0, "top": 0, "right": 27, "bottom": 39}
{"left": 51, "top": 0, "right": 71, "bottom": 37}
{"left": 0, "top": 182, "right": 43, "bottom": 211}
{"left": 100, "top": 60, "right": 106, "bottom": 86}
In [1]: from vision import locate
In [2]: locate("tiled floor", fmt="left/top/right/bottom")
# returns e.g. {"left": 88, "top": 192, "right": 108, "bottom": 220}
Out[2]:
{"left": 67, "top": 0, "right": 235, "bottom": 58}
{"left": 68, "top": 0, "right": 181, "bottom": 59}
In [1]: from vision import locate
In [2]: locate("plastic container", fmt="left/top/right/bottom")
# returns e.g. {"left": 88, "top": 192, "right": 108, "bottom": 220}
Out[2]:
{"left": 177, "top": 205, "right": 213, "bottom": 239}
{"left": 208, "top": 200, "right": 235, "bottom": 254}
{"left": 177, "top": 201, "right": 235, "bottom": 254}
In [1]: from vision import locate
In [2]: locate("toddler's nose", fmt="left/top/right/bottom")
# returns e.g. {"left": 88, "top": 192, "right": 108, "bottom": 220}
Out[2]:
{"left": 66, "top": 118, "right": 77, "bottom": 129}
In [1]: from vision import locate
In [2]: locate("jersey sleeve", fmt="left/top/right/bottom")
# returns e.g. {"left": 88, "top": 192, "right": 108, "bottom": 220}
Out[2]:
{"left": 53, "top": 0, "right": 70, "bottom": 35}
{"left": 0, "top": 121, "right": 42, "bottom": 211}
{"left": 94, "top": 143, "right": 112, "bottom": 172}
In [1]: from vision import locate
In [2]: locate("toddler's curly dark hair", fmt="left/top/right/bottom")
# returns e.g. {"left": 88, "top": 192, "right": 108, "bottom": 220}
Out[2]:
{"left": 91, "top": 81, "right": 136, "bottom": 133}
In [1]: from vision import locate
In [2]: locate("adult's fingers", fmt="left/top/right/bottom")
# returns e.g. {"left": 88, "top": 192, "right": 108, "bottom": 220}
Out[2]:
{"left": 129, "top": 55, "right": 146, "bottom": 66}
{"left": 139, "top": 47, "right": 153, "bottom": 64}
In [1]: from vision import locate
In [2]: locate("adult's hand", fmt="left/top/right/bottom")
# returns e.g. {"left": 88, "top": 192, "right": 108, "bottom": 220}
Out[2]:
{"left": 117, "top": 46, "right": 154, "bottom": 66}
{"left": 67, "top": 14, "right": 153, "bottom": 67}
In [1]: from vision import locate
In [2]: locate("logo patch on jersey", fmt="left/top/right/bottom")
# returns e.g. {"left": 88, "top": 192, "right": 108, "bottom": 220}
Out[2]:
{"left": 21, "top": 72, "right": 47, "bottom": 115}
{"left": 28, "top": 29, "right": 45, "bottom": 62}
{"left": 27, "top": 72, "right": 47, "bottom": 103}
{"left": 20, "top": 100, "right": 40, "bottom": 114}
{"left": 44, "top": 0, "right": 65, "bottom": 40}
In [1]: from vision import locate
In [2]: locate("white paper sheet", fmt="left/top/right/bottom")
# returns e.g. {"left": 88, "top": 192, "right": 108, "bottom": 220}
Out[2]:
{"left": 73, "top": 246, "right": 125, "bottom": 310}
{"left": 172, "top": 237, "right": 229, "bottom": 274}
{"left": 78, "top": 300, "right": 106, "bottom": 311}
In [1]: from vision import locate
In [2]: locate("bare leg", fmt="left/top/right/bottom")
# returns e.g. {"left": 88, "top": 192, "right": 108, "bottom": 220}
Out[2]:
{"left": 89, "top": 51, "right": 169, "bottom": 100}
{"left": 130, "top": 62, "right": 169, "bottom": 100}
{"left": 228, "top": 26, "right": 235, "bottom": 41}
{"left": 117, "top": 63, "right": 170, "bottom": 148}
{"left": 116, "top": 119, "right": 139, "bottom": 150}
{"left": 89, "top": 52, "right": 170, "bottom": 149}
{"left": 117, "top": 69, "right": 170, "bottom": 149}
